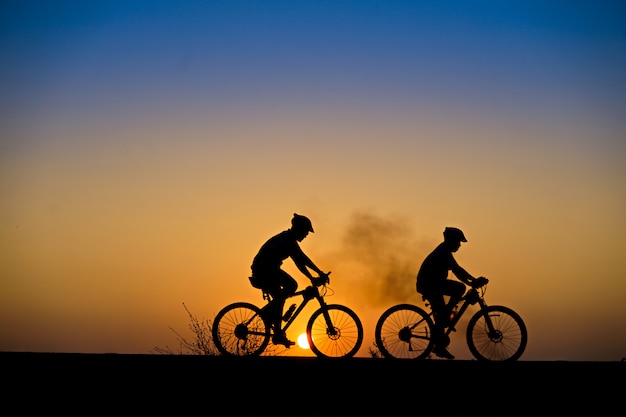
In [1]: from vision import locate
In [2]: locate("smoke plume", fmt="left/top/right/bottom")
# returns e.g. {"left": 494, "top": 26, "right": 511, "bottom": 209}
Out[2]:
{"left": 328, "top": 210, "right": 434, "bottom": 307}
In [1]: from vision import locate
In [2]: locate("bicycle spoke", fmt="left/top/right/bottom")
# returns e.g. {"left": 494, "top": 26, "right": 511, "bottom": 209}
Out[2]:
{"left": 467, "top": 306, "right": 527, "bottom": 361}
{"left": 375, "top": 304, "right": 434, "bottom": 359}
{"left": 307, "top": 305, "right": 363, "bottom": 358}
{"left": 212, "top": 302, "right": 270, "bottom": 356}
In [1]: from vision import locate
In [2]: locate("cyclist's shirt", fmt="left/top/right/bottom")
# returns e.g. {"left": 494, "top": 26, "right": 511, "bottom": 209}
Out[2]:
{"left": 251, "top": 230, "right": 307, "bottom": 273}
{"left": 416, "top": 242, "right": 461, "bottom": 294}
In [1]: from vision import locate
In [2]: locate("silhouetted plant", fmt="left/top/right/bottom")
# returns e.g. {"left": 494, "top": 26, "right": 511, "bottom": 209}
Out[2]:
{"left": 369, "top": 341, "right": 382, "bottom": 358}
{"left": 152, "top": 302, "right": 284, "bottom": 356}
{"left": 151, "top": 302, "right": 218, "bottom": 355}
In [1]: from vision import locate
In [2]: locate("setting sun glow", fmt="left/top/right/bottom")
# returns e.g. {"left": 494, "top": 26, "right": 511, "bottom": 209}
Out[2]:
{"left": 297, "top": 334, "right": 310, "bottom": 350}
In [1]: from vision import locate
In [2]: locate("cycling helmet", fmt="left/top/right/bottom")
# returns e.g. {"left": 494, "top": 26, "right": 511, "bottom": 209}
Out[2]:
{"left": 443, "top": 227, "right": 467, "bottom": 242}
{"left": 292, "top": 213, "right": 314, "bottom": 233}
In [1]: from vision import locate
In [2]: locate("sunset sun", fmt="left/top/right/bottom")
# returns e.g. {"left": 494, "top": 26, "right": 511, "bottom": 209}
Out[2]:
{"left": 297, "top": 333, "right": 310, "bottom": 349}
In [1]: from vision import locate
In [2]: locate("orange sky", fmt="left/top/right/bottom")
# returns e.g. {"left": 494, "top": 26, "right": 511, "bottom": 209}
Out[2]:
{"left": 3, "top": 113, "right": 625, "bottom": 360}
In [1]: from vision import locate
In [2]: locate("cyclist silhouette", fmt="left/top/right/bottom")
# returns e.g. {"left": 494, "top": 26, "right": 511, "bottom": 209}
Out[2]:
{"left": 249, "top": 213, "right": 329, "bottom": 347}
{"left": 416, "top": 227, "right": 487, "bottom": 359}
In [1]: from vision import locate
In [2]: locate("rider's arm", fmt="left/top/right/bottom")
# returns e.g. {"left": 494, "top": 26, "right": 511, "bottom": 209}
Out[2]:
{"left": 450, "top": 261, "right": 476, "bottom": 286}
{"left": 292, "top": 248, "right": 325, "bottom": 279}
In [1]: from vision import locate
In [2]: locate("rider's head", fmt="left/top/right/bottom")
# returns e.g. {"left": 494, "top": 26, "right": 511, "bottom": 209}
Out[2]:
{"left": 291, "top": 213, "right": 314, "bottom": 240}
{"left": 443, "top": 227, "right": 467, "bottom": 251}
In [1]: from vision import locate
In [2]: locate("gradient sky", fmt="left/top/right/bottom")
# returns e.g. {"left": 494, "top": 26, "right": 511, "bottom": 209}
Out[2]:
{"left": 2, "top": 1, "right": 625, "bottom": 360}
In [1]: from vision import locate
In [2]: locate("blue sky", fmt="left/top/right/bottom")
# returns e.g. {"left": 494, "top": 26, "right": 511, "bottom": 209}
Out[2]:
{"left": 3, "top": 1, "right": 625, "bottom": 132}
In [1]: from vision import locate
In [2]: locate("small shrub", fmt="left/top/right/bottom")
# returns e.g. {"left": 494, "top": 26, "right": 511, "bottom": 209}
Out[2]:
{"left": 369, "top": 340, "right": 382, "bottom": 358}
{"left": 151, "top": 302, "right": 218, "bottom": 355}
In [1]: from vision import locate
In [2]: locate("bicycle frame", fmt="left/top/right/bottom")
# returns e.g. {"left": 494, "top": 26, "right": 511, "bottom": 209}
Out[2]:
{"left": 261, "top": 283, "right": 334, "bottom": 336}
{"left": 398, "top": 287, "right": 487, "bottom": 343}
{"left": 432, "top": 286, "right": 494, "bottom": 337}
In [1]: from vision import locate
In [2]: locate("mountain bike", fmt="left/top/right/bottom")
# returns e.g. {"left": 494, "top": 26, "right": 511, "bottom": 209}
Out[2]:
{"left": 374, "top": 278, "right": 527, "bottom": 361}
{"left": 212, "top": 272, "right": 364, "bottom": 358}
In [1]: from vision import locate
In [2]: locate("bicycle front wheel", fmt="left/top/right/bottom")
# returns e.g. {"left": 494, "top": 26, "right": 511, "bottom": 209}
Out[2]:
{"left": 374, "top": 304, "right": 435, "bottom": 359}
{"left": 466, "top": 305, "right": 528, "bottom": 361}
{"left": 306, "top": 304, "right": 363, "bottom": 358}
{"left": 212, "top": 302, "right": 270, "bottom": 356}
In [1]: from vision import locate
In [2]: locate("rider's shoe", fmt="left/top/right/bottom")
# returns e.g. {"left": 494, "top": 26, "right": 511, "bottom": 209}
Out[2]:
{"left": 433, "top": 346, "right": 455, "bottom": 359}
{"left": 272, "top": 332, "right": 295, "bottom": 347}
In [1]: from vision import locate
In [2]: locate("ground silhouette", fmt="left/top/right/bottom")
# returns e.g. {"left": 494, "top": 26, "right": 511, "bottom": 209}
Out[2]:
{"left": 2, "top": 352, "right": 623, "bottom": 416}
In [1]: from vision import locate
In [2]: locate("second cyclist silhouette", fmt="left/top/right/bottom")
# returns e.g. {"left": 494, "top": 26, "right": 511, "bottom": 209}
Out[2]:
{"left": 416, "top": 227, "right": 487, "bottom": 359}
{"left": 249, "top": 213, "right": 330, "bottom": 347}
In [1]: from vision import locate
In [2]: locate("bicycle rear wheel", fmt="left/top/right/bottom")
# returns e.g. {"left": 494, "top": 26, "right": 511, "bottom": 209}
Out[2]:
{"left": 212, "top": 302, "right": 270, "bottom": 356}
{"left": 374, "top": 304, "right": 435, "bottom": 359}
{"left": 466, "top": 305, "right": 527, "bottom": 361}
{"left": 306, "top": 304, "right": 363, "bottom": 358}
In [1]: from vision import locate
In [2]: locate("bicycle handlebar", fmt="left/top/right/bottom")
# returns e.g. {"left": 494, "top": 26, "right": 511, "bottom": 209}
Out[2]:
{"left": 472, "top": 276, "right": 489, "bottom": 288}
{"left": 312, "top": 271, "right": 331, "bottom": 287}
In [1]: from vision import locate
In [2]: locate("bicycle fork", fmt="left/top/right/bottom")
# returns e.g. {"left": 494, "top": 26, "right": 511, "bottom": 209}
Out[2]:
{"left": 317, "top": 298, "right": 339, "bottom": 338}
{"left": 474, "top": 299, "right": 501, "bottom": 340}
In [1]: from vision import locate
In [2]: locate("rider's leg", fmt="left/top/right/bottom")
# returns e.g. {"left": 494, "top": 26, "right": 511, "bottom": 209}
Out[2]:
{"left": 275, "top": 271, "right": 297, "bottom": 321}
{"left": 423, "top": 291, "right": 455, "bottom": 359}
{"left": 443, "top": 280, "right": 466, "bottom": 320}
{"left": 261, "top": 289, "right": 283, "bottom": 331}
{"left": 426, "top": 294, "right": 449, "bottom": 346}
{"left": 260, "top": 291, "right": 286, "bottom": 342}
{"left": 270, "top": 271, "right": 298, "bottom": 346}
